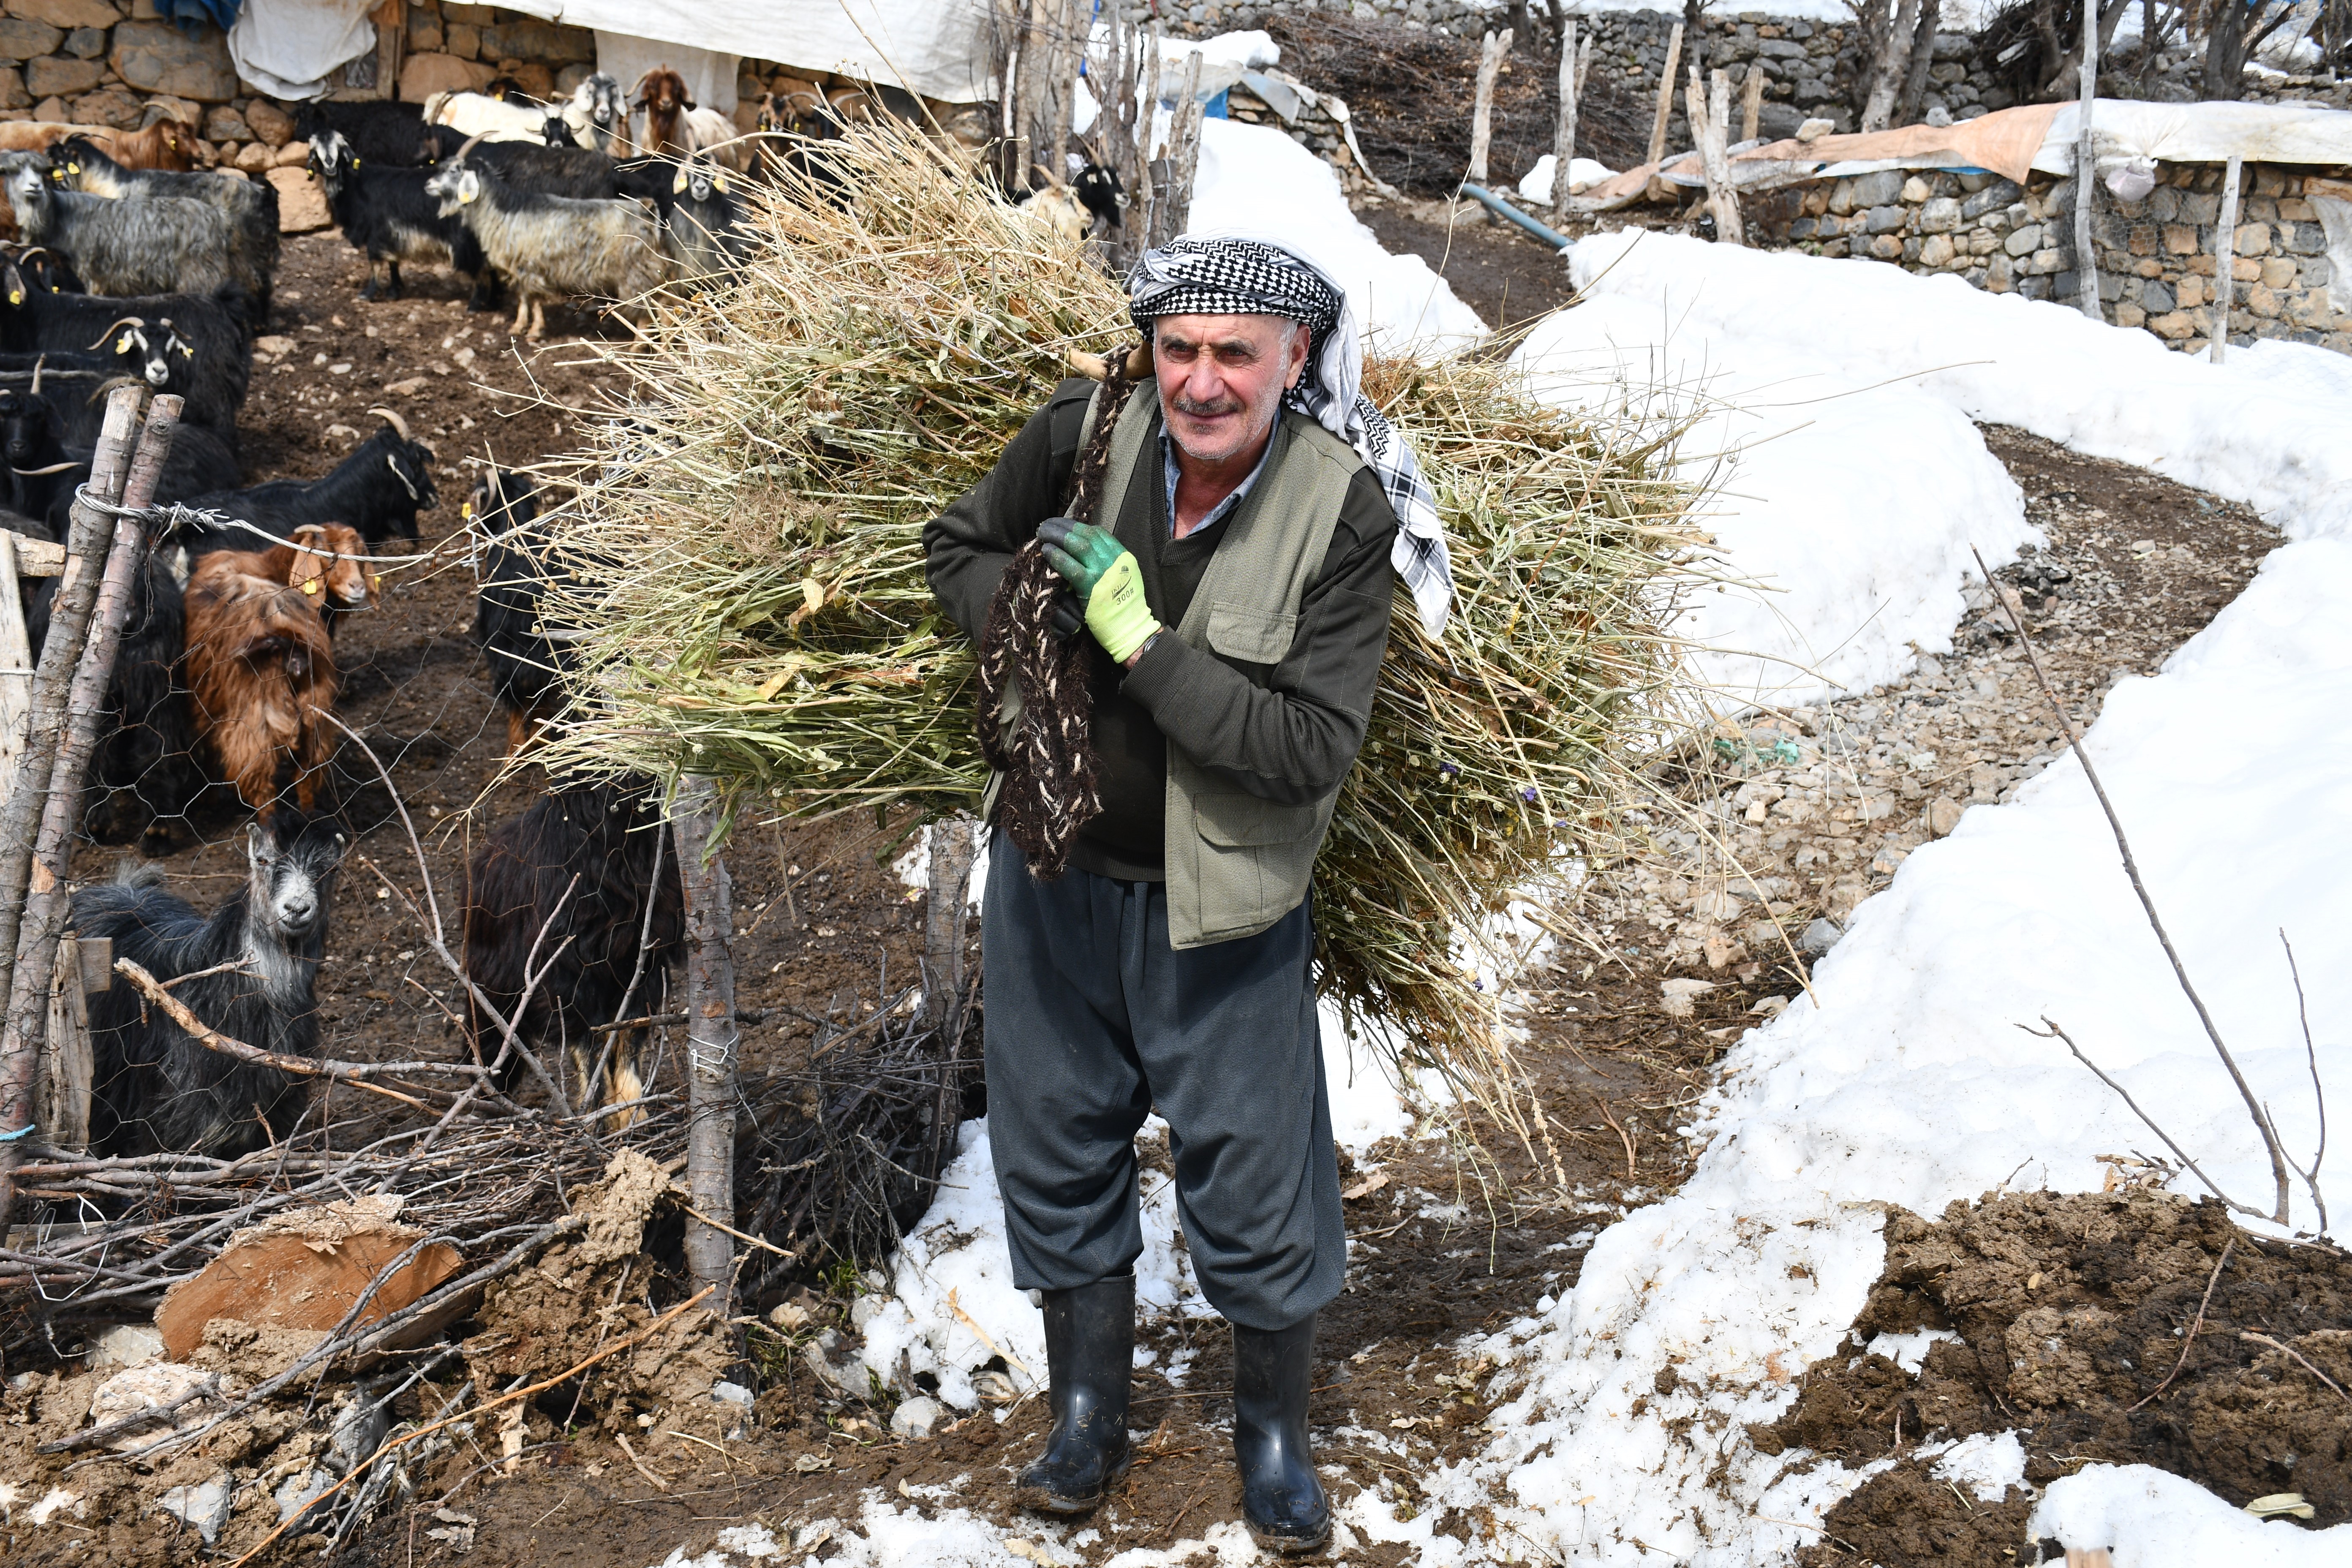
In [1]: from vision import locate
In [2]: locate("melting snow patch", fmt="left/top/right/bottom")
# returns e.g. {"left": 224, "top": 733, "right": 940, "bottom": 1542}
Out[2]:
{"left": 1930, "top": 1430, "right": 2028, "bottom": 1503}
{"left": 1864, "top": 1327, "right": 1963, "bottom": 1375}
{"left": 2029, "top": 1463, "right": 2352, "bottom": 1566}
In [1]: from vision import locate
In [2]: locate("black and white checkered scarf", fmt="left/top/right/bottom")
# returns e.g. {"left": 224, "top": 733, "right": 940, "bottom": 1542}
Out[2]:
{"left": 1128, "top": 235, "right": 1453, "bottom": 637}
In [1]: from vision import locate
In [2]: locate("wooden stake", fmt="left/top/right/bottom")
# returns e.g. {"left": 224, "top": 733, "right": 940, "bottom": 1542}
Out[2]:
{"left": 922, "top": 820, "right": 977, "bottom": 1037}
{"left": 1647, "top": 22, "right": 1684, "bottom": 168}
{"left": 1552, "top": 21, "right": 1592, "bottom": 207}
{"left": 1132, "top": 28, "right": 1159, "bottom": 241}
{"left": 35, "top": 934, "right": 89, "bottom": 1152}
{"left": 1468, "top": 27, "right": 1513, "bottom": 186}
{"left": 673, "top": 775, "right": 740, "bottom": 1311}
{"left": 0, "top": 534, "right": 31, "bottom": 803}
{"left": 1158, "top": 49, "right": 1205, "bottom": 246}
{"left": 2074, "top": 0, "right": 2102, "bottom": 318}
{"left": 2208, "top": 153, "right": 2242, "bottom": 362}
{"left": 1689, "top": 67, "right": 1744, "bottom": 245}
{"left": 1741, "top": 65, "right": 1764, "bottom": 142}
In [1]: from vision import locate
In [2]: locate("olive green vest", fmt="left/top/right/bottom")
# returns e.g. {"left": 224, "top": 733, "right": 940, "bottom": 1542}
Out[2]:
{"left": 1098, "top": 383, "right": 1364, "bottom": 948}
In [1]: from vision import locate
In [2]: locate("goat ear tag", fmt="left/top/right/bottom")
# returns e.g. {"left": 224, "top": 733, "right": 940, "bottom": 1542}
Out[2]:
{"left": 115, "top": 335, "right": 131, "bottom": 353}
{"left": 6, "top": 291, "right": 18, "bottom": 306}
{"left": 457, "top": 171, "right": 479, "bottom": 203}
{"left": 301, "top": 580, "right": 321, "bottom": 595}
{"left": 672, "top": 169, "right": 688, "bottom": 193}
{"left": 713, "top": 173, "right": 729, "bottom": 193}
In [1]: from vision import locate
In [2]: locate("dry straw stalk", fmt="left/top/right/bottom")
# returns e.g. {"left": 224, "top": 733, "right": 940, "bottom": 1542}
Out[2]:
{"left": 525, "top": 120, "right": 1707, "bottom": 1132}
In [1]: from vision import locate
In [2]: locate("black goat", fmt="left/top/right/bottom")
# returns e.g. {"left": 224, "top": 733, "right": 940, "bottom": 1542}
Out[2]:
{"left": 11, "top": 246, "right": 83, "bottom": 294}
{"left": 0, "top": 317, "right": 242, "bottom": 438}
{"left": 72, "top": 416, "right": 239, "bottom": 516}
{"left": 468, "top": 468, "right": 572, "bottom": 752}
{"left": 0, "top": 378, "right": 240, "bottom": 532}
{"left": 293, "top": 99, "right": 430, "bottom": 168}
{"left": 463, "top": 778, "right": 683, "bottom": 1123}
{"left": 29, "top": 552, "right": 196, "bottom": 850}
{"left": 418, "top": 123, "right": 622, "bottom": 199}
{"left": 77, "top": 809, "right": 348, "bottom": 1156}
{"left": 183, "top": 411, "right": 434, "bottom": 547}
{"left": 0, "top": 379, "right": 87, "bottom": 520}
{"left": 0, "top": 268, "right": 251, "bottom": 416}
{"left": 308, "top": 130, "right": 495, "bottom": 310}
{"left": 1074, "top": 163, "right": 1125, "bottom": 233}
{"left": 0, "top": 365, "right": 120, "bottom": 447}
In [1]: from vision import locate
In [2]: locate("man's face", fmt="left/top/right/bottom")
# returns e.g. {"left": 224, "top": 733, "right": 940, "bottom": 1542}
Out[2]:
{"left": 1153, "top": 313, "right": 1309, "bottom": 466}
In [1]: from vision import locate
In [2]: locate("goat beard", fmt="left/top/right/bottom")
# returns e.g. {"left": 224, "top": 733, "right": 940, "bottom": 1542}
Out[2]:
{"left": 976, "top": 542, "right": 1106, "bottom": 881}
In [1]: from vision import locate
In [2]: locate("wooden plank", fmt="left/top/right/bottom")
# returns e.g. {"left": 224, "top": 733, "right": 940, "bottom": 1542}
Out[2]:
{"left": 77, "top": 936, "right": 109, "bottom": 994}
{"left": 3, "top": 529, "right": 65, "bottom": 577}
{"left": 36, "top": 934, "right": 90, "bottom": 1152}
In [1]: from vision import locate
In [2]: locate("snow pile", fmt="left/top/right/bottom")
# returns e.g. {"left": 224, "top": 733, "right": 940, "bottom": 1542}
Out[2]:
{"left": 1567, "top": 229, "right": 2352, "bottom": 541}
{"left": 1513, "top": 277, "right": 2036, "bottom": 705}
{"left": 1190, "top": 118, "right": 1488, "bottom": 356}
{"left": 2030, "top": 1465, "right": 2352, "bottom": 1566}
{"left": 1516, "top": 152, "right": 1618, "bottom": 205}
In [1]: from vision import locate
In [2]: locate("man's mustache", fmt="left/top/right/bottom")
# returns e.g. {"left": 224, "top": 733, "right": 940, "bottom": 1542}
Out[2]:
{"left": 1171, "top": 394, "right": 1245, "bottom": 418}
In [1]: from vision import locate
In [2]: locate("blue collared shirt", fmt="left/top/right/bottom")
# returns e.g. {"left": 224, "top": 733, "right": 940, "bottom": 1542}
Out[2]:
{"left": 1160, "top": 424, "right": 1277, "bottom": 540}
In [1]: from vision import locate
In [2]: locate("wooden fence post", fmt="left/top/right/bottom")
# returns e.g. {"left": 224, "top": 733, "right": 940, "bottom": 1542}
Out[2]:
{"left": 1552, "top": 21, "right": 1592, "bottom": 208}
{"left": 1468, "top": 27, "right": 1514, "bottom": 187}
{"left": 1689, "top": 67, "right": 1744, "bottom": 244}
{"left": 2074, "top": 0, "right": 2102, "bottom": 319}
{"left": 1742, "top": 65, "right": 1764, "bottom": 142}
{"left": 1647, "top": 21, "right": 1684, "bottom": 168}
{"left": 2208, "top": 153, "right": 2242, "bottom": 361}
{"left": 0, "top": 534, "right": 30, "bottom": 802}
{"left": 922, "top": 820, "right": 977, "bottom": 1037}
{"left": 674, "top": 775, "right": 741, "bottom": 1310}
{"left": 1155, "top": 49, "right": 1204, "bottom": 247}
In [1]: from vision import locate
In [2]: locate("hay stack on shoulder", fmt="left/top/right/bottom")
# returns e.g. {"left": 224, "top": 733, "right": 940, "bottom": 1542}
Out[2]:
{"left": 528, "top": 120, "right": 1704, "bottom": 1127}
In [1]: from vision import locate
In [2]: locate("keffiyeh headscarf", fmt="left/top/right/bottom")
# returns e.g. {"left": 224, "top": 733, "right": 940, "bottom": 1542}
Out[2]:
{"left": 1127, "top": 236, "right": 1454, "bottom": 637}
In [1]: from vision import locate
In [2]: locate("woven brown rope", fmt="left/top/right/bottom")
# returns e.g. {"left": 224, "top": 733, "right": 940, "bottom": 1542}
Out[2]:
{"left": 975, "top": 346, "right": 1147, "bottom": 879}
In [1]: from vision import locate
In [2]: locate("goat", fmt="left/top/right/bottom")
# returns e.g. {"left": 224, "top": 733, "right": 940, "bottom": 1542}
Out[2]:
{"left": 630, "top": 67, "right": 694, "bottom": 160}
{"left": 307, "top": 129, "right": 495, "bottom": 309}
{"left": 418, "top": 123, "right": 621, "bottom": 199}
{"left": 77, "top": 809, "right": 348, "bottom": 1156}
{"left": 240, "top": 521, "right": 375, "bottom": 633}
{"left": 10, "top": 246, "right": 83, "bottom": 294}
{"left": 182, "top": 552, "right": 339, "bottom": 817}
{"left": 0, "top": 264, "right": 253, "bottom": 372}
{"left": 79, "top": 414, "right": 239, "bottom": 514}
{"left": 1, "top": 152, "right": 254, "bottom": 301}
{"left": 49, "top": 137, "right": 280, "bottom": 312}
{"left": 30, "top": 552, "right": 197, "bottom": 850}
{"left": 0, "top": 123, "right": 113, "bottom": 156}
{"left": 183, "top": 410, "right": 433, "bottom": 546}
{"left": 1014, "top": 180, "right": 1091, "bottom": 245}
{"left": 102, "top": 117, "right": 199, "bottom": 173}
{"left": 425, "top": 139, "right": 668, "bottom": 340}
{"left": 1075, "top": 163, "right": 1125, "bottom": 234}
{"left": 422, "top": 88, "right": 563, "bottom": 146}
{"left": 463, "top": 776, "right": 683, "bottom": 1124}
{"left": 0, "top": 315, "right": 242, "bottom": 436}
{"left": 291, "top": 99, "right": 429, "bottom": 169}
{"left": 468, "top": 468, "right": 572, "bottom": 752}
{"left": 563, "top": 74, "right": 627, "bottom": 155}
{"left": 0, "top": 364, "right": 125, "bottom": 448}
{"left": 656, "top": 158, "right": 749, "bottom": 282}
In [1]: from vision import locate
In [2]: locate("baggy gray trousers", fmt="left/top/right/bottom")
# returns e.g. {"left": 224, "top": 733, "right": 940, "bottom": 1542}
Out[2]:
{"left": 982, "top": 832, "right": 1345, "bottom": 1331}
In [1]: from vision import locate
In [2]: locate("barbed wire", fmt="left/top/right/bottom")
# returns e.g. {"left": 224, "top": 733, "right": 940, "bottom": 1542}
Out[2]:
{"left": 68, "top": 488, "right": 446, "bottom": 569}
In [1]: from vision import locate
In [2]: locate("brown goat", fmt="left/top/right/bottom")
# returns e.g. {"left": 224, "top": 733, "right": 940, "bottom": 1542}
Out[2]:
{"left": 240, "top": 523, "right": 377, "bottom": 632}
{"left": 184, "top": 555, "right": 339, "bottom": 818}
{"left": 99, "top": 117, "right": 199, "bottom": 173}
{"left": 631, "top": 66, "right": 693, "bottom": 159}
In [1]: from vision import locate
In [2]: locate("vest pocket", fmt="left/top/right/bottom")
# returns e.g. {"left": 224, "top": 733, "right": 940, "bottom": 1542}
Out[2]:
{"left": 1192, "top": 792, "right": 1324, "bottom": 936}
{"left": 1205, "top": 602, "right": 1298, "bottom": 666}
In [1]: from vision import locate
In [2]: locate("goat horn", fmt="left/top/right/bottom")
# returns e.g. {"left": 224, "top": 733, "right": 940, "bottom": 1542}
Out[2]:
{"left": 454, "top": 133, "right": 486, "bottom": 161}
{"left": 10, "top": 460, "right": 79, "bottom": 475}
{"left": 86, "top": 315, "right": 144, "bottom": 351}
{"left": 29, "top": 352, "right": 42, "bottom": 394}
{"left": 368, "top": 405, "right": 410, "bottom": 440}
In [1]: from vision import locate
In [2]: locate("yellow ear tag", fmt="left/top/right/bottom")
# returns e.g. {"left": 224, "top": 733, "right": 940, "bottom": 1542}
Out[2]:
{"left": 302, "top": 580, "right": 321, "bottom": 595}
{"left": 460, "top": 501, "right": 473, "bottom": 519}
{"left": 179, "top": 343, "right": 192, "bottom": 357}
{"left": 713, "top": 174, "right": 729, "bottom": 193}
{"left": 7, "top": 291, "right": 19, "bottom": 306}
{"left": 115, "top": 334, "right": 131, "bottom": 352}
{"left": 67, "top": 162, "right": 78, "bottom": 174}
{"left": 672, "top": 170, "right": 688, "bottom": 193}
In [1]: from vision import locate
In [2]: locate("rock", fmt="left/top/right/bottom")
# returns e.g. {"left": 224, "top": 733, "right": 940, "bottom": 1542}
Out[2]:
{"left": 110, "top": 17, "right": 237, "bottom": 101}
{"left": 443, "top": 21, "right": 477, "bottom": 60}
{"left": 272, "top": 1467, "right": 334, "bottom": 1527}
{"left": 382, "top": 375, "right": 426, "bottom": 396}
{"left": 60, "top": 21, "right": 100, "bottom": 55}
{"left": 143, "top": 90, "right": 197, "bottom": 125}
{"left": 891, "top": 1394, "right": 945, "bottom": 1438}
{"left": 231, "top": 138, "right": 270, "bottom": 171}
{"left": 0, "top": 16, "right": 61, "bottom": 60}
{"left": 272, "top": 137, "right": 305, "bottom": 166}
{"left": 1799, "top": 917, "right": 1844, "bottom": 957}
{"left": 0, "top": 65, "right": 28, "bottom": 109}
{"left": 398, "top": 49, "right": 493, "bottom": 102}
{"left": 1658, "top": 976, "right": 1715, "bottom": 1019}
{"left": 242, "top": 95, "right": 290, "bottom": 146}
{"left": 30, "top": 91, "right": 67, "bottom": 119}
{"left": 86, "top": 1321, "right": 162, "bottom": 1370}
{"left": 1691, "top": 889, "right": 1742, "bottom": 923}
{"left": 267, "top": 162, "right": 330, "bottom": 231}
{"left": 157, "top": 1472, "right": 234, "bottom": 1545}
{"left": 4, "top": 0, "right": 121, "bottom": 30}
{"left": 494, "top": 58, "right": 553, "bottom": 101}
{"left": 24, "top": 54, "right": 101, "bottom": 97}
{"left": 68, "top": 85, "right": 140, "bottom": 126}
{"left": 479, "top": 16, "right": 592, "bottom": 64}
{"left": 87, "top": 1361, "right": 224, "bottom": 1449}
{"left": 199, "top": 101, "right": 242, "bottom": 141}
{"left": 710, "top": 1379, "right": 755, "bottom": 1409}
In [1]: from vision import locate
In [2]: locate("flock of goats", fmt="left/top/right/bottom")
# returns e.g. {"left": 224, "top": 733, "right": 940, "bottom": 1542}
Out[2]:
{"left": 0, "top": 72, "right": 926, "bottom": 1175}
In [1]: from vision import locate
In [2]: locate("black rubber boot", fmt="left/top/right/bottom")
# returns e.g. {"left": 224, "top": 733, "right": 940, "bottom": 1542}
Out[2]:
{"left": 1232, "top": 1312, "right": 1330, "bottom": 1554}
{"left": 1015, "top": 1273, "right": 1134, "bottom": 1514}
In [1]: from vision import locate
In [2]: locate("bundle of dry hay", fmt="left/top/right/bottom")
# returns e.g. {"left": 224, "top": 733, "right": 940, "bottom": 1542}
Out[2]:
{"left": 526, "top": 119, "right": 1705, "bottom": 1133}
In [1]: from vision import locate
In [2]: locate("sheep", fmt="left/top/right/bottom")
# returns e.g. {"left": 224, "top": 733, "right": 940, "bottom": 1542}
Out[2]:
{"left": 181, "top": 411, "right": 434, "bottom": 546}
{"left": 291, "top": 99, "right": 429, "bottom": 169}
{"left": 425, "top": 138, "right": 669, "bottom": 341}
{"left": 307, "top": 129, "right": 495, "bottom": 309}
{"left": 29, "top": 552, "right": 196, "bottom": 851}
{"left": 49, "top": 136, "right": 280, "bottom": 312}
{"left": 76, "top": 808, "right": 348, "bottom": 1156}
{"left": 1, "top": 151, "right": 255, "bottom": 302}
{"left": 467, "top": 467, "right": 572, "bottom": 752}
{"left": 182, "top": 550, "right": 339, "bottom": 817}
{"left": 463, "top": 776, "right": 683, "bottom": 1124}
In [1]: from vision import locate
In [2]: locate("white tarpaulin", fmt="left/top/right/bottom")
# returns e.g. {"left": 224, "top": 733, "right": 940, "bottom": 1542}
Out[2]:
{"left": 497, "top": 0, "right": 997, "bottom": 103}
{"left": 593, "top": 33, "right": 739, "bottom": 114}
{"left": 2037, "top": 98, "right": 2352, "bottom": 173}
{"left": 228, "top": 0, "right": 377, "bottom": 101}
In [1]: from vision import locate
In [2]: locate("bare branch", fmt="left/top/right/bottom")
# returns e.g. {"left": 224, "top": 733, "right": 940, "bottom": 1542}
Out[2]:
{"left": 2022, "top": 1018, "right": 2265, "bottom": 1220}
{"left": 2129, "top": 1236, "right": 2232, "bottom": 1409}
{"left": 2281, "top": 931, "right": 2330, "bottom": 1237}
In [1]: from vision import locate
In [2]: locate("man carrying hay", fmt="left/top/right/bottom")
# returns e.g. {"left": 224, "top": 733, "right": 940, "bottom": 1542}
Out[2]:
{"left": 925, "top": 235, "right": 1449, "bottom": 1553}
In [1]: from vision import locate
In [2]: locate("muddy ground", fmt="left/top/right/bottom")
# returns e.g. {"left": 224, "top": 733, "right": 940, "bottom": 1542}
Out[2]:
{"left": 3, "top": 158, "right": 2336, "bottom": 1566}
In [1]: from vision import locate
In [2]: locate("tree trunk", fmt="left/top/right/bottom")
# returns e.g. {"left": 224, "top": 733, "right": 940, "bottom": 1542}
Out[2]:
{"left": 2074, "top": 0, "right": 2103, "bottom": 318}
{"left": 2208, "top": 152, "right": 2243, "bottom": 359}
{"left": 1690, "top": 66, "right": 1744, "bottom": 243}
{"left": 1647, "top": 22, "right": 1684, "bottom": 166}
{"left": 1157, "top": 49, "right": 1205, "bottom": 246}
{"left": 2201, "top": 0, "right": 2248, "bottom": 97}
{"left": 1552, "top": 21, "right": 1592, "bottom": 206}
{"left": 1862, "top": 0, "right": 1923, "bottom": 130}
{"left": 921, "top": 819, "right": 977, "bottom": 1037}
{"left": 1896, "top": 0, "right": 1944, "bottom": 124}
{"left": 1468, "top": 27, "right": 1513, "bottom": 185}
{"left": 675, "top": 775, "right": 741, "bottom": 1309}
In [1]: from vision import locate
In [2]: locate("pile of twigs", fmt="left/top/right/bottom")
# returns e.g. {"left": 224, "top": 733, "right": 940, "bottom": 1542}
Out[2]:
{"left": 519, "top": 116, "right": 1704, "bottom": 1134}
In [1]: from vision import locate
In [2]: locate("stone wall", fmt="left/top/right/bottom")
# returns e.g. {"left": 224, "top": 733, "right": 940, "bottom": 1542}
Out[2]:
{"left": 1774, "top": 163, "right": 2352, "bottom": 355}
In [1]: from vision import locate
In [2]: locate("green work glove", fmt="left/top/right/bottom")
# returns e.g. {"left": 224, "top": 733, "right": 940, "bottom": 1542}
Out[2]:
{"left": 1038, "top": 517, "right": 1161, "bottom": 663}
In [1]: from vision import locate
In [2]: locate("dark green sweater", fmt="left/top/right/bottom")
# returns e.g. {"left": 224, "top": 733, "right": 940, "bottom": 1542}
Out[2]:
{"left": 923, "top": 378, "right": 1399, "bottom": 881}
